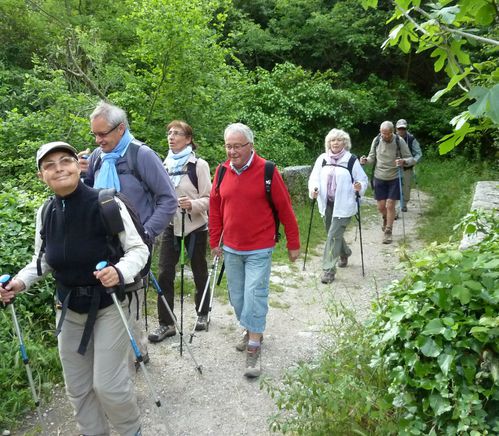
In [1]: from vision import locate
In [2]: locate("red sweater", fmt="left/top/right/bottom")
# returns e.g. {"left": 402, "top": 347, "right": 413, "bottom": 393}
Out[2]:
{"left": 209, "top": 154, "right": 300, "bottom": 251}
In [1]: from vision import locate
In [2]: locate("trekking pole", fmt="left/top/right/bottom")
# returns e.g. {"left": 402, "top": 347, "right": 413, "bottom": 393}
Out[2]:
{"left": 216, "top": 252, "right": 225, "bottom": 286}
{"left": 355, "top": 193, "right": 365, "bottom": 277}
{"left": 303, "top": 188, "right": 318, "bottom": 271}
{"left": 189, "top": 255, "right": 220, "bottom": 343}
{"left": 179, "top": 209, "right": 186, "bottom": 357}
{"left": 397, "top": 166, "right": 406, "bottom": 243}
{"left": 95, "top": 262, "right": 162, "bottom": 408}
{"left": 413, "top": 166, "right": 423, "bottom": 216}
{"left": 149, "top": 271, "right": 203, "bottom": 374}
{"left": 206, "top": 256, "right": 220, "bottom": 332}
{"left": 0, "top": 274, "right": 44, "bottom": 430}
{"left": 189, "top": 232, "right": 223, "bottom": 343}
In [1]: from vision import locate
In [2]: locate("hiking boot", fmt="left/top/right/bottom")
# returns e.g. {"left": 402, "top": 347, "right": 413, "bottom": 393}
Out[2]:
{"left": 236, "top": 330, "right": 264, "bottom": 351}
{"left": 195, "top": 315, "right": 208, "bottom": 331}
{"left": 338, "top": 256, "right": 348, "bottom": 268}
{"left": 148, "top": 324, "right": 176, "bottom": 343}
{"left": 383, "top": 227, "right": 392, "bottom": 244}
{"left": 135, "top": 352, "right": 150, "bottom": 371}
{"left": 401, "top": 205, "right": 408, "bottom": 212}
{"left": 321, "top": 270, "right": 335, "bottom": 284}
{"left": 244, "top": 346, "right": 262, "bottom": 378}
{"left": 382, "top": 215, "right": 387, "bottom": 232}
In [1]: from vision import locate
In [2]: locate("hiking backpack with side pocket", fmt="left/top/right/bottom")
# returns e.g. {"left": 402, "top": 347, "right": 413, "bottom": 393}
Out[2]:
{"left": 37, "top": 188, "right": 153, "bottom": 282}
{"left": 215, "top": 160, "right": 281, "bottom": 242}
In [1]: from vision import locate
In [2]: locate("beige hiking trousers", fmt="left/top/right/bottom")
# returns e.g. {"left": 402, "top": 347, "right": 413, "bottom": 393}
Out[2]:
{"left": 56, "top": 301, "right": 141, "bottom": 436}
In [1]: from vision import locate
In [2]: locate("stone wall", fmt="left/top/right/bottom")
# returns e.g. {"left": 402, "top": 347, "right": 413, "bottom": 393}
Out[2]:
{"left": 281, "top": 165, "right": 312, "bottom": 204}
{"left": 459, "top": 181, "right": 499, "bottom": 249}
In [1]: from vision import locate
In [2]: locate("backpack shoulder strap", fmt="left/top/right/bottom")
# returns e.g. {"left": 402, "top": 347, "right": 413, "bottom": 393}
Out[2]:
{"left": 347, "top": 154, "right": 357, "bottom": 184}
{"left": 98, "top": 188, "right": 125, "bottom": 235}
{"left": 264, "top": 160, "right": 280, "bottom": 242}
{"left": 264, "top": 160, "right": 275, "bottom": 198}
{"left": 37, "top": 197, "right": 54, "bottom": 276}
{"left": 215, "top": 164, "right": 227, "bottom": 192}
{"left": 395, "top": 134, "right": 401, "bottom": 157}
{"left": 125, "top": 140, "right": 142, "bottom": 183}
{"left": 186, "top": 160, "right": 198, "bottom": 191}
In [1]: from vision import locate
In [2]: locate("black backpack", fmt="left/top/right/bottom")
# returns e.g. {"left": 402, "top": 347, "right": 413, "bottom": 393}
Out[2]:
{"left": 322, "top": 154, "right": 358, "bottom": 183}
{"left": 97, "top": 188, "right": 153, "bottom": 280}
{"left": 215, "top": 160, "right": 280, "bottom": 242}
{"left": 168, "top": 160, "right": 198, "bottom": 191}
{"left": 37, "top": 189, "right": 153, "bottom": 282}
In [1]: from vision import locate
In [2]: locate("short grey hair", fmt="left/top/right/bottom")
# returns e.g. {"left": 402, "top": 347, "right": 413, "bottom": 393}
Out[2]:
{"left": 224, "top": 123, "right": 254, "bottom": 144}
{"left": 90, "top": 101, "right": 129, "bottom": 129}
{"left": 324, "top": 128, "right": 351, "bottom": 152}
{"left": 380, "top": 120, "right": 394, "bottom": 132}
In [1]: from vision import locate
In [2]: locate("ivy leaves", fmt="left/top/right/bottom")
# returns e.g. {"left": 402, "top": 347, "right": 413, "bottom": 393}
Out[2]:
{"left": 371, "top": 210, "right": 499, "bottom": 433}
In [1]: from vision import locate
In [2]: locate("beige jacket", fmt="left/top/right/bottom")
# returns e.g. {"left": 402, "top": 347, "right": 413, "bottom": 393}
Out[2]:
{"left": 164, "top": 153, "right": 211, "bottom": 237}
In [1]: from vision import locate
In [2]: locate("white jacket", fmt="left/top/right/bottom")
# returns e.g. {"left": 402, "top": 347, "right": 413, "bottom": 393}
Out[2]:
{"left": 308, "top": 152, "right": 368, "bottom": 218}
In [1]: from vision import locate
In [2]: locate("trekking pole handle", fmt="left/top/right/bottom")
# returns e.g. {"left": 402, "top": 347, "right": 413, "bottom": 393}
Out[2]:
{"left": 0, "top": 274, "right": 11, "bottom": 287}
{"left": 96, "top": 261, "right": 108, "bottom": 271}
{"left": 0, "top": 274, "right": 13, "bottom": 306}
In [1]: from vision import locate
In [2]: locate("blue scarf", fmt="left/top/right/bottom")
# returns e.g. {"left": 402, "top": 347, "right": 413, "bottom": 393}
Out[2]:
{"left": 94, "top": 129, "right": 134, "bottom": 191}
{"left": 165, "top": 145, "right": 193, "bottom": 187}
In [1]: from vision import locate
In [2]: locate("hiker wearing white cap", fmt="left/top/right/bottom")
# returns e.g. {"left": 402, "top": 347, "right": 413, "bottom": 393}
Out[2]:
{"left": 395, "top": 119, "right": 422, "bottom": 212}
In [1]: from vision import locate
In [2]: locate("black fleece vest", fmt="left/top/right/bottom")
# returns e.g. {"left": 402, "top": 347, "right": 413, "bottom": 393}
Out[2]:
{"left": 43, "top": 182, "right": 115, "bottom": 313}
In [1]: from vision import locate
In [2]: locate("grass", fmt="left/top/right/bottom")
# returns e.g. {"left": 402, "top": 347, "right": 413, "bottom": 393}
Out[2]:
{"left": 414, "top": 156, "right": 498, "bottom": 243}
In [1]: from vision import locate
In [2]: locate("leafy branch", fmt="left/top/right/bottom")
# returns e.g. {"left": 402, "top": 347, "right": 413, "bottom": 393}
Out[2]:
{"left": 362, "top": 0, "right": 499, "bottom": 154}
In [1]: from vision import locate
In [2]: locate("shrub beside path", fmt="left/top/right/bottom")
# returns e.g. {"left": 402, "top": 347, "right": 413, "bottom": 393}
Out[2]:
{"left": 17, "top": 194, "right": 428, "bottom": 436}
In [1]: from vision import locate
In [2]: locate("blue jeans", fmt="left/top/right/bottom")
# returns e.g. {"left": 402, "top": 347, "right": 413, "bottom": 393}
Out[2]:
{"left": 224, "top": 248, "right": 273, "bottom": 333}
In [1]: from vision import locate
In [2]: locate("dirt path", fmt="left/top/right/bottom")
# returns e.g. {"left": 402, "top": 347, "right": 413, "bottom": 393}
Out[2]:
{"left": 15, "top": 193, "right": 427, "bottom": 436}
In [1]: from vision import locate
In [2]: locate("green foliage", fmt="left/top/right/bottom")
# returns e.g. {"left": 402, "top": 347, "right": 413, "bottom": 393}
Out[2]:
{"left": 0, "top": 64, "right": 92, "bottom": 189}
{"left": 415, "top": 157, "right": 498, "bottom": 243}
{"left": 268, "top": 210, "right": 498, "bottom": 435}
{"left": 265, "top": 305, "right": 400, "bottom": 434}
{"left": 238, "top": 62, "right": 389, "bottom": 166}
{"left": 369, "top": 210, "right": 499, "bottom": 434}
{"left": 228, "top": 0, "right": 406, "bottom": 80}
{"left": 362, "top": 0, "right": 499, "bottom": 154}
{"left": 0, "top": 185, "right": 62, "bottom": 430}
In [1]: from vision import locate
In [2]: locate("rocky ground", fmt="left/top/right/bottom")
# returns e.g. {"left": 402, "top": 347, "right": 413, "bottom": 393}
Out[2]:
{"left": 13, "top": 193, "right": 427, "bottom": 436}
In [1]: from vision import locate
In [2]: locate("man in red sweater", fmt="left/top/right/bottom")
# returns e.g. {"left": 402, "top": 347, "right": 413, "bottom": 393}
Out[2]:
{"left": 210, "top": 123, "right": 300, "bottom": 378}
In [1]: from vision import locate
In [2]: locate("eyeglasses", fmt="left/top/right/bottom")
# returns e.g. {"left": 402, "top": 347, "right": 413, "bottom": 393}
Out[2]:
{"left": 224, "top": 142, "right": 250, "bottom": 152}
{"left": 40, "top": 156, "right": 78, "bottom": 172}
{"left": 168, "top": 130, "right": 187, "bottom": 137}
{"left": 90, "top": 123, "right": 121, "bottom": 138}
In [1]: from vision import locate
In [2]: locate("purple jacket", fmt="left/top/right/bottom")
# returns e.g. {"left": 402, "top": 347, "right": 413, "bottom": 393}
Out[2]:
{"left": 84, "top": 142, "right": 177, "bottom": 239}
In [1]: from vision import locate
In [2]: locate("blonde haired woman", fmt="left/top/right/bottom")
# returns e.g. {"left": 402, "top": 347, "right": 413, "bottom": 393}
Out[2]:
{"left": 308, "top": 129, "right": 368, "bottom": 283}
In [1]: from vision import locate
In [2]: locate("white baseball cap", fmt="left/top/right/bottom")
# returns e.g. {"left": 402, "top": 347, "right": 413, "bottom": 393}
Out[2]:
{"left": 396, "top": 119, "right": 408, "bottom": 129}
{"left": 36, "top": 142, "right": 78, "bottom": 169}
